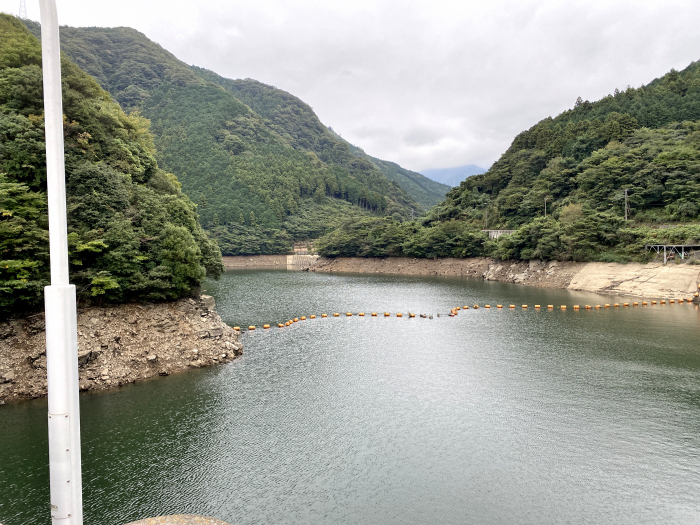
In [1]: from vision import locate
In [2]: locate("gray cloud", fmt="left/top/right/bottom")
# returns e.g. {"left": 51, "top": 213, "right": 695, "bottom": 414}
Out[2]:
{"left": 12, "top": 0, "right": 700, "bottom": 171}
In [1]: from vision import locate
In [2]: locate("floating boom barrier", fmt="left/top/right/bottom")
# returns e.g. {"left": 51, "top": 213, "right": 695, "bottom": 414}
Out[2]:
{"left": 232, "top": 295, "right": 699, "bottom": 332}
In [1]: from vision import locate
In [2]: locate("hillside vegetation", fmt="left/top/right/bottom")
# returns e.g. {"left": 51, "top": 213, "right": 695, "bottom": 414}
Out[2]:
{"left": 0, "top": 15, "right": 222, "bottom": 317}
{"left": 23, "top": 22, "right": 441, "bottom": 254}
{"left": 192, "top": 70, "right": 450, "bottom": 209}
{"left": 318, "top": 62, "right": 700, "bottom": 262}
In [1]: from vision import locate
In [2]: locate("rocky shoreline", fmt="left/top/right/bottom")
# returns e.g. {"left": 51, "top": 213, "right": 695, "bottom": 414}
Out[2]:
{"left": 308, "top": 257, "right": 700, "bottom": 298}
{"left": 0, "top": 295, "right": 242, "bottom": 404}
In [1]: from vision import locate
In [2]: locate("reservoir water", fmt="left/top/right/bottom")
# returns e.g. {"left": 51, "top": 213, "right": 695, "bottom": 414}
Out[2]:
{"left": 1, "top": 270, "right": 700, "bottom": 524}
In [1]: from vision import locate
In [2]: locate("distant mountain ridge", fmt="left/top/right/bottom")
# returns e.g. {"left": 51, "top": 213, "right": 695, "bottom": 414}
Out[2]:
{"left": 420, "top": 164, "right": 486, "bottom": 188}
{"left": 190, "top": 70, "right": 450, "bottom": 209}
{"left": 22, "top": 20, "right": 430, "bottom": 254}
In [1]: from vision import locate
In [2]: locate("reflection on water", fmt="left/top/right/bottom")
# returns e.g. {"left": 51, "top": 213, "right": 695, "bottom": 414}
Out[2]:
{"left": 1, "top": 270, "right": 699, "bottom": 525}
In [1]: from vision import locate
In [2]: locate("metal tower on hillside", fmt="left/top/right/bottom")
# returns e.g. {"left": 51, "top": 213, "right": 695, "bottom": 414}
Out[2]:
{"left": 19, "top": 0, "right": 27, "bottom": 18}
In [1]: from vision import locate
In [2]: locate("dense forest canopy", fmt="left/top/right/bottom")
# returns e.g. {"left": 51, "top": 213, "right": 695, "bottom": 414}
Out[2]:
{"left": 0, "top": 15, "right": 222, "bottom": 317}
{"left": 317, "top": 61, "right": 700, "bottom": 262}
{"left": 22, "top": 21, "right": 446, "bottom": 255}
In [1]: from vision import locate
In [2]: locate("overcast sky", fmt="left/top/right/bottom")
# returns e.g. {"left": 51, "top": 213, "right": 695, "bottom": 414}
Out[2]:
{"left": 8, "top": 0, "right": 700, "bottom": 171}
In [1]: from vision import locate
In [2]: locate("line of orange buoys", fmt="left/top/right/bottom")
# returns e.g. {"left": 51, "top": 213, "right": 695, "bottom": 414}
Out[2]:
{"left": 230, "top": 291, "right": 699, "bottom": 332}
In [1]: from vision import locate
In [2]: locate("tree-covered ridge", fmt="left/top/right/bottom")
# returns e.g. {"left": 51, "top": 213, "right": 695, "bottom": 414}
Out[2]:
{"left": 448, "top": 60, "right": 700, "bottom": 227}
{"left": 24, "top": 22, "right": 423, "bottom": 254}
{"left": 194, "top": 70, "right": 449, "bottom": 209}
{"left": 0, "top": 14, "right": 222, "bottom": 317}
{"left": 23, "top": 20, "right": 202, "bottom": 111}
{"left": 317, "top": 62, "right": 700, "bottom": 263}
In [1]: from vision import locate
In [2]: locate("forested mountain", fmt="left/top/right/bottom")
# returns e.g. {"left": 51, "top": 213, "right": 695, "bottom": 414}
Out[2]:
{"left": 23, "top": 21, "right": 425, "bottom": 254}
{"left": 420, "top": 164, "right": 486, "bottom": 188}
{"left": 317, "top": 61, "right": 700, "bottom": 262}
{"left": 0, "top": 15, "right": 222, "bottom": 316}
{"left": 194, "top": 70, "right": 450, "bottom": 209}
{"left": 443, "top": 63, "right": 700, "bottom": 227}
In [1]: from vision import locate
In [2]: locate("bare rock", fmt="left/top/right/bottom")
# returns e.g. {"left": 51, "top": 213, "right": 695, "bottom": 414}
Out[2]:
{"left": 0, "top": 324, "right": 16, "bottom": 340}
{"left": 200, "top": 295, "right": 216, "bottom": 311}
{"left": 1, "top": 295, "right": 242, "bottom": 403}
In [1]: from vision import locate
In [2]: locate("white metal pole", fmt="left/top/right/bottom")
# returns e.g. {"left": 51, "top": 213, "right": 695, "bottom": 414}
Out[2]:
{"left": 39, "top": 1, "right": 83, "bottom": 523}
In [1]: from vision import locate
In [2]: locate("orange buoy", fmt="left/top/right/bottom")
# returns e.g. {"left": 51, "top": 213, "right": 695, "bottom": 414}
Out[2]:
{"left": 605, "top": 304, "right": 610, "bottom": 308}
{"left": 632, "top": 302, "right": 638, "bottom": 306}
{"left": 623, "top": 303, "right": 629, "bottom": 307}
{"left": 613, "top": 303, "right": 619, "bottom": 308}
{"left": 248, "top": 325, "right": 256, "bottom": 330}
{"left": 561, "top": 305, "right": 567, "bottom": 310}
{"left": 293, "top": 318, "right": 298, "bottom": 322}
{"left": 485, "top": 305, "right": 491, "bottom": 308}
{"left": 263, "top": 324, "right": 270, "bottom": 329}
{"left": 463, "top": 306, "right": 469, "bottom": 310}
{"left": 233, "top": 326, "right": 241, "bottom": 331}
{"left": 585, "top": 305, "right": 591, "bottom": 310}
{"left": 522, "top": 305, "right": 528, "bottom": 309}
{"left": 371, "top": 312, "right": 377, "bottom": 317}
{"left": 535, "top": 305, "right": 541, "bottom": 309}
{"left": 573, "top": 305, "right": 580, "bottom": 310}
{"left": 509, "top": 304, "right": 515, "bottom": 309}
{"left": 310, "top": 315, "right": 316, "bottom": 319}
{"left": 642, "top": 301, "right": 647, "bottom": 306}
{"left": 651, "top": 301, "right": 657, "bottom": 305}
{"left": 300, "top": 316, "right": 306, "bottom": 320}
{"left": 473, "top": 305, "right": 479, "bottom": 309}
{"left": 660, "top": 300, "right": 666, "bottom": 305}
{"left": 409, "top": 313, "right": 415, "bottom": 318}
{"left": 384, "top": 312, "right": 390, "bottom": 317}
{"left": 497, "top": 304, "right": 503, "bottom": 309}
{"left": 397, "top": 312, "right": 403, "bottom": 317}
{"left": 346, "top": 312, "right": 352, "bottom": 316}
{"left": 285, "top": 321, "right": 290, "bottom": 326}
{"left": 669, "top": 299, "right": 675, "bottom": 304}
{"left": 359, "top": 312, "right": 365, "bottom": 316}
{"left": 278, "top": 323, "right": 284, "bottom": 328}
{"left": 321, "top": 313, "right": 328, "bottom": 318}
{"left": 334, "top": 313, "right": 340, "bottom": 317}
{"left": 595, "top": 305, "right": 601, "bottom": 310}
{"left": 455, "top": 307, "right": 461, "bottom": 310}
{"left": 678, "top": 299, "right": 684, "bottom": 303}
{"left": 548, "top": 305, "right": 554, "bottom": 309}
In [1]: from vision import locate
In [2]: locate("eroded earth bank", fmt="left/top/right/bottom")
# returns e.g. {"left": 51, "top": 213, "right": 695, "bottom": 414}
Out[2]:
{"left": 0, "top": 295, "right": 242, "bottom": 404}
{"left": 308, "top": 257, "right": 700, "bottom": 298}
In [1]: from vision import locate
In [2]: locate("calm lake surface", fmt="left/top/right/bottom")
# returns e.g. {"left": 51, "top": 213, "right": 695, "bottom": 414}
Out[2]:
{"left": 2, "top": 270, "right": 700, "bottom": 524}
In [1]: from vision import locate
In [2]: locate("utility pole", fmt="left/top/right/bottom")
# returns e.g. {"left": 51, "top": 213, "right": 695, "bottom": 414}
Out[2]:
{"left": 544, "top": 197, "right": 547, "bottom": 218}
{"left": 40, "top": 1, "right": 84, "bottom": 523}
{"left": 19, "top": 0, "right": 27, "bottom": 18}
{"left": 624, "top": 189, "right": 629, "bottom": 221}
{"left": 411, "top": 209, "right": 414, "bottom": 221}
